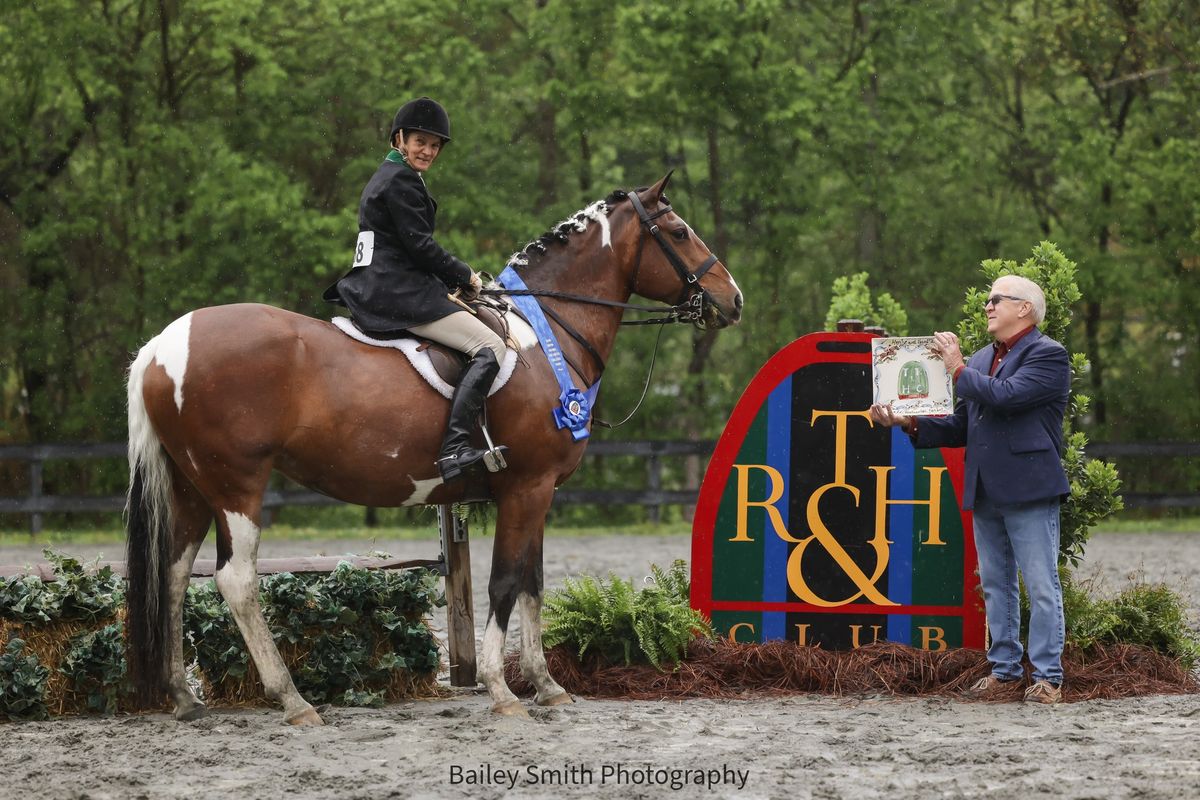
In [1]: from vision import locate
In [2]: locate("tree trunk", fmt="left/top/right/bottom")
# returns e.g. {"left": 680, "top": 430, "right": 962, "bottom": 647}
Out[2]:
{"left": 682, "top": 125, "right": 731, "bottom": 518}
{"left": 535, "top": 98, "right": 558, "bottom": 208}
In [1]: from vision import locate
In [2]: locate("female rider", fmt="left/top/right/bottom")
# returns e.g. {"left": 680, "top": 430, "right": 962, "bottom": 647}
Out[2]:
{"left": 323, "top": 97, "right": 507, "bottom": 482}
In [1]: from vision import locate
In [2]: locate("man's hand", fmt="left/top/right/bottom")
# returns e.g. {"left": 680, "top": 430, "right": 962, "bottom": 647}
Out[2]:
{"left": 870, "top": 403, "right": 911, "bottom": 431}
{"left": 931, "top": 330, "right": 965, "bottom": 375}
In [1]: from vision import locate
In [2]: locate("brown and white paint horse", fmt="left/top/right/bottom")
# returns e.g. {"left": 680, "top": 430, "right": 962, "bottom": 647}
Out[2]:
{"left": 124, "top": 173, "right": 742, "bottom": 725}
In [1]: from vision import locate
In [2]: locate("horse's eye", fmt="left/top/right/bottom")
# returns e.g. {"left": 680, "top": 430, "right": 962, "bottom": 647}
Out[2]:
{"left": 672, "top": 228, "right": 689, "bottom": 241}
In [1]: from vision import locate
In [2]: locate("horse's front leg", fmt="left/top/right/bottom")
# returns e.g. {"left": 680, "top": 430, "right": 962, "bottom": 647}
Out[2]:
{"left": 479, "top": 481, "right": 568, "bottom": 715}
{"left": 517, "top": 590, "right": 571, "bottom": 706}
{"left": 213, "top": 508, "right": 322, "bottom": 726}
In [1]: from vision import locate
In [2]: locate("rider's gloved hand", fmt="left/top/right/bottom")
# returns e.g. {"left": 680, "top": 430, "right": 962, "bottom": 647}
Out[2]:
{"left": 462, "top": 271, "right": 483, "bottom": 301}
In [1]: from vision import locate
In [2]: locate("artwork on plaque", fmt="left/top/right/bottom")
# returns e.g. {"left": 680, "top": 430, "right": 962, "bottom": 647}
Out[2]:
{"left": 871, "top": 336, "right": 955, "bottom": 416}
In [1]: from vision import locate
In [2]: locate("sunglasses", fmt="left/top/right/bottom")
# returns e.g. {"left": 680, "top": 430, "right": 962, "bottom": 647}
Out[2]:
{"left": 984, "top": 293, "right": 1026, "bottom": 308}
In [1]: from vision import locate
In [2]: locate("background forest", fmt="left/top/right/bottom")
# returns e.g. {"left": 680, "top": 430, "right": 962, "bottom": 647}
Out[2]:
{"left": 1, "top": 0, "right": 1198, "bottom": 515}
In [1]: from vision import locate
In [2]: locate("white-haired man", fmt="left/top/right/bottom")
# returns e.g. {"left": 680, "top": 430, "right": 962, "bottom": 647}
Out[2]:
{"left": 870, "top": 275, "right": 1070, "bottom": 704}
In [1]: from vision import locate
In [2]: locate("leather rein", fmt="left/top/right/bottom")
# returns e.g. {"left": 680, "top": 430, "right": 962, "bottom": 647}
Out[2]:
{"left": 480, "top": 190, "right": 722, "bottom": 383}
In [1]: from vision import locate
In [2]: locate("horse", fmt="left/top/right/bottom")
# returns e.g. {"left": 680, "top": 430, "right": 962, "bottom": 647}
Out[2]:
{"left": 123, "top": 172, "right": 743, "bottom": 725}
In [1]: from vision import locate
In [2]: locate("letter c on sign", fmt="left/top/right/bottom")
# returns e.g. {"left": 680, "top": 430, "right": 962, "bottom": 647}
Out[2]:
{"left": 728, "top": 622, "right": 756, "bottom": 643}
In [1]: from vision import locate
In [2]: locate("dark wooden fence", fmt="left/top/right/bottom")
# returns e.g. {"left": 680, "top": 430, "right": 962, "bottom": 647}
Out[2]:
{"left": 2, "top": 440, "right": 1196, "bottom": 533}
{"left": 0, "top": 439, "right": 715, "bottom": 534}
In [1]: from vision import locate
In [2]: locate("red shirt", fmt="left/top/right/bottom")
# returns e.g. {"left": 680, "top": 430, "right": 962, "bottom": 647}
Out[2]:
{"left": 987, "top": 324, "right": 1036, "bottom": 376}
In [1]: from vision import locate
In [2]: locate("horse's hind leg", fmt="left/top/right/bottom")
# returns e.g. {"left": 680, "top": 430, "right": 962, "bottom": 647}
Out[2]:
{"left": 479, "top": 482, "right": 570, "bottom": 715}
{"left": 212, "top": 505, "right": 322, "bottom": 726}
{"left": 165, "top": 465, "right": 212, "bottom": 721}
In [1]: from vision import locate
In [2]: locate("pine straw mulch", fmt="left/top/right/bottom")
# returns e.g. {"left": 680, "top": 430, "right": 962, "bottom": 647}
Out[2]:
{"left": 504, "top": 639, "right": 1198, "bottom": 703}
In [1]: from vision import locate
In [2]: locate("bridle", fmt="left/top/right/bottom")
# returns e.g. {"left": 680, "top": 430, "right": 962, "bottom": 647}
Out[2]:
{"left": 483, "top": 188, "right": 726, "bottom": 329}
{"left": 625, "top": 189, "right": 721, "bottom": 326}
{"left": 481, "top": 187, "right": 728, "bottom": 426}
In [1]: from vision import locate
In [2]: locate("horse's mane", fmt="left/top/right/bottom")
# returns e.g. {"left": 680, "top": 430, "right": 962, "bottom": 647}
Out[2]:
{"left": 506, "top": 188, "right": 637, "bottom": 268}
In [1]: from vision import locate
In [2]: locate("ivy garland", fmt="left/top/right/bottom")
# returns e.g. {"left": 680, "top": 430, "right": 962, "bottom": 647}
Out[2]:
{"left": 1, "top": 551, "right": 444, "bottom": 720}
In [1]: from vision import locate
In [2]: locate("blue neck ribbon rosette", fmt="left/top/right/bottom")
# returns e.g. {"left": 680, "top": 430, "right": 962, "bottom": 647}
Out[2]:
{"left": 497, "top": 265, "right": 600, "bottom": 441}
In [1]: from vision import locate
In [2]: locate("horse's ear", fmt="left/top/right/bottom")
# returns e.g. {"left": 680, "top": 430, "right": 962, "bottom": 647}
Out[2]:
{"left": 650, "top": 170, "right": 674, "bottom": 200}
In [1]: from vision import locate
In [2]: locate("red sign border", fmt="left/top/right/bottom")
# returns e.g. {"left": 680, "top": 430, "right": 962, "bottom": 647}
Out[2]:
{"left": 691, "top": 332, "right": 985, "bottom": 648}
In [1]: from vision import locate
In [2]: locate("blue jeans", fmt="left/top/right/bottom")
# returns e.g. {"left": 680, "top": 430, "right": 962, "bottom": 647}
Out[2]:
{"left": 972, "top": 486, "right": 1065, "bottom": 684}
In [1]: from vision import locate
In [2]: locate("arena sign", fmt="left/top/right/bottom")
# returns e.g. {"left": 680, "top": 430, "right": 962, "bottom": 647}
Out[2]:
{"left": 691, "top": 332, "right": 985, "bottom": 650}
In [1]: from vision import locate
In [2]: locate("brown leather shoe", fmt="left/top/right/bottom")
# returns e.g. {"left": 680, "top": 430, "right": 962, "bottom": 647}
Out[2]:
{"left": 1023, "top": 680, "right": 1062, "bottom": 704}
{"left": 963, "top": 675, "right": 1018, "bottom": 698}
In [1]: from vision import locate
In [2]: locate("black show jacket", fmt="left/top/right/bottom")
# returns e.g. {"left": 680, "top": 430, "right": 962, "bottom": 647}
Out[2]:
{"left": 324, "top": 157, "right": 472, "bottom": 333}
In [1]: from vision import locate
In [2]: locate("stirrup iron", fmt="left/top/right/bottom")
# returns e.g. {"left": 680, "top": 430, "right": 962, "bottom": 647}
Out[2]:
{"left": 480, "top": 423, "right": 507, "bottom": 473}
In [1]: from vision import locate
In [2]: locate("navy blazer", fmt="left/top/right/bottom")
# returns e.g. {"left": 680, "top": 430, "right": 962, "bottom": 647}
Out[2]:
{"left": 323, "top": 157, "right": 473, "bottom": 334}
{"left": 913, "top": 327, "right": 1070, "bottom": 509}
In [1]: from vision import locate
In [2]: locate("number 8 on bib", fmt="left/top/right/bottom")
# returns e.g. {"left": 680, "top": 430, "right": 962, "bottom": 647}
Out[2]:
{"left": 352, "top": 231, "right": 375, "bottom": 268}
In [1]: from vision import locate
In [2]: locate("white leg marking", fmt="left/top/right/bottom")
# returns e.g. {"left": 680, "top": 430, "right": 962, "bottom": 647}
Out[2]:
{"left": 517, "top": 592, "right": 566, "bottom": 704}
{"left": 403, "top": 475, "right": 444, "bottom": 507}
{"left": 167, "top": 540, "right": 204, "bottom": 715}
{"left": 479, "top": 614, "right": 520, "bottom": 709}
{"left": 215, "top": 511, "right": 261, "bottom": 622}
{"left": 153, "top": 312, "right": 193, "bottom": 412}
{"left": 215, "top": 511, "right": 314, "bottom": 721}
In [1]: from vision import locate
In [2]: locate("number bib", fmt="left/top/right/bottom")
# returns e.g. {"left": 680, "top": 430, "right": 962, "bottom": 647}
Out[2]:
{"left": 351, "top": 231, "right": 375, "bottom": 268}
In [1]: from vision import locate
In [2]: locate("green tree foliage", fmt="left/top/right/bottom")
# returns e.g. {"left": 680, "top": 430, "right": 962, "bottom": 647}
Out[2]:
{"left": 1, "top": 1, "right": 1197, "bottom": 516}
{"left": 824, "top": 272, "right": 909, "bottom": 335}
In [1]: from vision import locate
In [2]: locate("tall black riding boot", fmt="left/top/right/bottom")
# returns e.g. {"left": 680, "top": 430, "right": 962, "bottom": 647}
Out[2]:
{"left": 436, "top": 349, "right": 509, "bottom": 482}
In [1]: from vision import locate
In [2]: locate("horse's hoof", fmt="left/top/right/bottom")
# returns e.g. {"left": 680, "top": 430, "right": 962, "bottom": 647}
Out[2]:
{"left": 285, "top": 707, "right": 325, "bottom": 726}
{"left": 491, "top": 700, "right": 530, "bottom": 718}
{"left": 175, "top": 703, "right": 207, "bottom": 722}
{"left": 537, "top": 691, "right": 573, "bottom": 707}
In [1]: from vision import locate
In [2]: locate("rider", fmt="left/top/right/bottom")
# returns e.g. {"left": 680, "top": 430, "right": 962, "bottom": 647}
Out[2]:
{"left": 323, "top": 96, "right": 508, "bottom": 482}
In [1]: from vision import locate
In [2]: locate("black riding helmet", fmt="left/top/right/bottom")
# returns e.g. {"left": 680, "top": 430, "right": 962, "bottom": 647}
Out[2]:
{"left": 389, "top": 97, "right": 451, "bottom": 144}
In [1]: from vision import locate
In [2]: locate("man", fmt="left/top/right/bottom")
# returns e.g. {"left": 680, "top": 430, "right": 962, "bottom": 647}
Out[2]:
{"left": 870, "top": 275, "right": 1070, "bottom": 704}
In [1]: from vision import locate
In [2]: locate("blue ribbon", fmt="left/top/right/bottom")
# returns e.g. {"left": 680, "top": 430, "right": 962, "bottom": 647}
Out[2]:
{"left": 498, "top": 265, "right": 600, "bottom": 441}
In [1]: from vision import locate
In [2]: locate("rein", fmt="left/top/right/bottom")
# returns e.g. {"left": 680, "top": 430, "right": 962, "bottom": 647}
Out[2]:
{"left": 484, "top": 186, "right": 722, "bottom": 429}
{"left": 477, "top": 287, "right": 701, "bottom": 327}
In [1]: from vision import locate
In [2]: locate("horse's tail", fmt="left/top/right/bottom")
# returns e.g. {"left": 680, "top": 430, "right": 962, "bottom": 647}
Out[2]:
{"left": 124, "top": 336, "right": 175, "bottom": 708}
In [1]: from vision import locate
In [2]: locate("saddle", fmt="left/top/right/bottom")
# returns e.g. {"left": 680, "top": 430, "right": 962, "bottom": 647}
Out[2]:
{"left": 331, "top": 299, "right": 525, "bottom": 399}
{"left": 416, "top": 303, "right": 510, "bottom": 385}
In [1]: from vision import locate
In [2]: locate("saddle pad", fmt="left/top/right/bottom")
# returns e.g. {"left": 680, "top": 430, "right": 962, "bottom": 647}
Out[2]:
{"left": 331, "top": 316, "right": 524, "bottom": 399}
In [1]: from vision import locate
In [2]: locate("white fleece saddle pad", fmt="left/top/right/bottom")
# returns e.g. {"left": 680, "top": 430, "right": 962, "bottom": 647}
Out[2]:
{"left": 331, "top": 317, "right": 521, "bottom": 400}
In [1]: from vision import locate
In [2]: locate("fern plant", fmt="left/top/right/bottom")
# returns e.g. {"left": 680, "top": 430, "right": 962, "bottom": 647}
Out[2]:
{"left": 542, "top": 560, "right": 713, "bottom": 668}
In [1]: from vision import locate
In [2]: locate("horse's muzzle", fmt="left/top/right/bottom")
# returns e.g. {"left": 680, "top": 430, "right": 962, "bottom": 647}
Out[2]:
{"left": 699, "top": 289, "right": 742, "bottom": 329}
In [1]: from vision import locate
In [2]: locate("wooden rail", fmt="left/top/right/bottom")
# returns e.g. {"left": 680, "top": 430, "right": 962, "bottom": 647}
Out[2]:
{"left": 2, "top": 440, "right": 1197, "bottom": 532}
{"left": 0, "top": 440, "right": 716, "bottom": 533}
